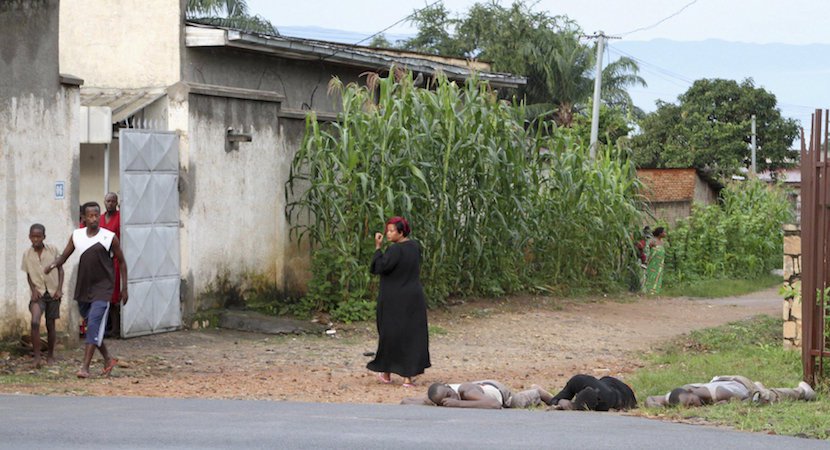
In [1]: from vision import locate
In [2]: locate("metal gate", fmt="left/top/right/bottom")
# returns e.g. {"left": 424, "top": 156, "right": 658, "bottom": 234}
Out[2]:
{"left": 801, "top": 109, "right": 830, "bottom": 383}
{"left": 119, "top": 129, "right": 181, "bottom": 338}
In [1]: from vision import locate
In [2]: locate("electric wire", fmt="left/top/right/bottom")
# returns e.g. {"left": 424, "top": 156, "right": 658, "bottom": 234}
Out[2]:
{"left": 616, "top": 0, "right": 700, "bottom": 37}
{"left": 353, "top": 0, "right": 442, "bottom": 46}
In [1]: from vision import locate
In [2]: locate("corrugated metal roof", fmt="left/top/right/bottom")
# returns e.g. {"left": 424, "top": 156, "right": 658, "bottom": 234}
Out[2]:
{"left": 80, "top": 88, "right": 166, "bottom": 123}
{"left": 185, "top": 23, "right": 527, "bottom": 89}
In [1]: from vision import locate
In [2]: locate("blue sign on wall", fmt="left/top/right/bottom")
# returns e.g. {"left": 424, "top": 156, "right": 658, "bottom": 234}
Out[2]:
{"left": 54, "top": 181, "right": 65, "bottom": 200}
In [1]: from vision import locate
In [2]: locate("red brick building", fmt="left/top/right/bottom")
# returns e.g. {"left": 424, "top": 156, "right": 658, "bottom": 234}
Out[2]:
{"left": 637, "top": 168, "right": 723, "bottom": 226}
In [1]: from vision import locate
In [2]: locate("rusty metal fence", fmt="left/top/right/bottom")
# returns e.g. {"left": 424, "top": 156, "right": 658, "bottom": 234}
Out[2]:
{"left": 801, "top": 109, "right": 830, "bottom": 384}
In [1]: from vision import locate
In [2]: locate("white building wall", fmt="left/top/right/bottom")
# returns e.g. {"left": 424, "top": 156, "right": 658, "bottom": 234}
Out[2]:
{"left": 79, "top": 142, "right": 120, "bottom": 205}
{"left": 181, "top": 94, "right": 287, "bottom": 316}
{"left": 0, "top": 88, "right": 81, "bottom": 337}
{"left": 59, "top": 0, "right": 182, "bottom": 88}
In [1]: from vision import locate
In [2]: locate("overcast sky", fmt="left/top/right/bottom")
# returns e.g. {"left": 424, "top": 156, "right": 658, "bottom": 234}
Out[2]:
{"left": 249, "top": 0, "right": 830, "bottom": 45}
{"left": 244, "top": 0, "right": 829, "bottom": 130}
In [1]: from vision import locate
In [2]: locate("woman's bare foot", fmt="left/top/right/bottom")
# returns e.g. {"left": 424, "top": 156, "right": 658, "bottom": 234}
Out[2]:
{"left": 32, "top": 357, "right": 42, "bottom": 369}
{"left": 46, "top": 356, "right": 56, "bottom": 365}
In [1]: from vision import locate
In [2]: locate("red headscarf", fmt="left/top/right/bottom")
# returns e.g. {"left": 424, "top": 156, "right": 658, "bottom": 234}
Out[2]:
{"left": 386, "top": 216, "right": 411, "bottom": 237}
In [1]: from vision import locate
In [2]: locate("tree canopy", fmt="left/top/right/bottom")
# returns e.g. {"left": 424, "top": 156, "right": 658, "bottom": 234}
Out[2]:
{"left": 630, "top": 78, "right": 799, "bottom": 179}
{"left": 397, "top": 1, "right": 645, "bottom": 127}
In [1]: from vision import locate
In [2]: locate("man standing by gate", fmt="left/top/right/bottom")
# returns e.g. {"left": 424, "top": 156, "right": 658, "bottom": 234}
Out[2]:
{"left": 100, "top": 192, "right": 122, "bottom": 337}
{"left": 47, "top": 201, "right": 129, "bottom": 378}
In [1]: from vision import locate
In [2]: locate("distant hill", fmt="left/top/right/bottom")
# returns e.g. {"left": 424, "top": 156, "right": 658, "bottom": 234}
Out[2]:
{"left": 278, "top": 26, "right": 829, "bottom": 126}
{"left": 277, "top": 25, "right": 411, "bottom": 46}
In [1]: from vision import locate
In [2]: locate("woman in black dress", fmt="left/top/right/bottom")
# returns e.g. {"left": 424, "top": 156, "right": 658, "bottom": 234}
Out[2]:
{"left": 367, "top": 216, "right": 431, "bottom": 387}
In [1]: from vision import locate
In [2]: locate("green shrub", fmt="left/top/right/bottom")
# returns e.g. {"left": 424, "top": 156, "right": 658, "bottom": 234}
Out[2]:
{"left": 666, "top": 179, "right": 791, "bottom": 283}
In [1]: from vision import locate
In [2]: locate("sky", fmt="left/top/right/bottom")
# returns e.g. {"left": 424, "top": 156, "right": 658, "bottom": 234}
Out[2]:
{"left": 249, "top": 0, "right": 830, "bottom": 45}
{"left": 246, "top": 0, "right": 830, "bottom": 131}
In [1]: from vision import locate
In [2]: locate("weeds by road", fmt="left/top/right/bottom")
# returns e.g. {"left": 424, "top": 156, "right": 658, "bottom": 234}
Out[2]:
{"left": 662, "top": 274, "right": 782, "bottom": 298}
{"left": 630, "top": 316, "right": 830, "bottom": 439}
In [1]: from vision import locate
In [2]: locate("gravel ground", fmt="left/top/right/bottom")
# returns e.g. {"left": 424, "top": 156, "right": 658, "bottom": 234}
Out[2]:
{"left": 0, "top": 288, "right": 780, "bottom": 404}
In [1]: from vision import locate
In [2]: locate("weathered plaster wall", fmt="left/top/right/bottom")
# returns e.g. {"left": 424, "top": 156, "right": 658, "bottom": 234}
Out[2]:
{"left": 184, "top": 47, "right": 364, "bottom": 112}
{"left": 179, "top": 48, "right": 364, "bottom": 310}
{"left": 0, "top": 0, "right": 80, "bottom": 338}
{"left": 181, "top": 94, "right": 286, "bottom": 316}
{"left": 59, "top": 0, "right": 181, "bottom": 88}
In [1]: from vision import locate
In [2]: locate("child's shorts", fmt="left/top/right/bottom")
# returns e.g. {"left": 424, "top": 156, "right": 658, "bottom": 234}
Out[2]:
{"left": 80, "top": 300, "right": 110, "bottom": 347}
{"left": 29, "top": 293, "right": 60, "bottom": 321}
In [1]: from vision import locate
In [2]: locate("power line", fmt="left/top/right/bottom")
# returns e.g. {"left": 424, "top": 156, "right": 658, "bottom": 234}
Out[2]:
{"left": 353, "top": 0, "right": 442, "bottom": 46}
{"left": 316, "top": 0, "right": 442, "bottom": 64}
{"left": 617, "top": 0, "right": 700, "bottom": 37}
{"left": 607, "top": 45, "right": 694, "bottom": 86}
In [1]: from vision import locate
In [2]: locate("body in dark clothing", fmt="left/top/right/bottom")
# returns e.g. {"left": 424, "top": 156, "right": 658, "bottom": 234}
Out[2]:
{"left": 551, "top": 375, "right": 637, "bottom": 411}
{"left": 367, "top": 221, "right": 431, "bottom": 383}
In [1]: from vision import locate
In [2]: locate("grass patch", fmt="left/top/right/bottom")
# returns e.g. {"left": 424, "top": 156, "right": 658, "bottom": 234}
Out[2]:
{"left": 630, "top": 315, "right": 830, "bottom": 439}
{"left": 662, "top": 274, "right": 782, "bottom": 298}
{"left": 429, "top": 325, "right": 448, "bottom": 336}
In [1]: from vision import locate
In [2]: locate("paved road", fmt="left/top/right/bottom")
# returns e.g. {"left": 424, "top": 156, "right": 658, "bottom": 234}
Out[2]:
{"left": 1, "top": 395, "right": 826, "bottom": 449}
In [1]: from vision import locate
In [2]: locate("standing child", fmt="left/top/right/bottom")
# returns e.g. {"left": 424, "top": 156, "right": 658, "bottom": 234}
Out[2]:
{"left": 21, "top": 224, "right": 64, "bottom": 368}
{"left": 47, "top": 202, "right": 129, "bottom": 378}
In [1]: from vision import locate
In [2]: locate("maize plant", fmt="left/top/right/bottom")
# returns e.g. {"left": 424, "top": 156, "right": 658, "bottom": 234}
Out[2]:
{"left": 667, "top": 179, "right": 791, "bottom": 282}
{"left": 286, "top": 70, "right": 644, "bottom": 321}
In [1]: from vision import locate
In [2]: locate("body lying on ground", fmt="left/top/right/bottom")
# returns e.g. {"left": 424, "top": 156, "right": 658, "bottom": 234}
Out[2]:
{"left": 548, "top": 374, "right": 638, "bottom": 411}
{"left": 644, "top": 375, "right": 817, "bottom": 408}
{"left": 401, "top": 380, "right": 554, "bottom": 409}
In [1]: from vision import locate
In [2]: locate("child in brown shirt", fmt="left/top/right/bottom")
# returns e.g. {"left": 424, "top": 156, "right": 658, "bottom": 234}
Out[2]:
{"left": 21, "top": 224, "right": 64, "bottom": 368}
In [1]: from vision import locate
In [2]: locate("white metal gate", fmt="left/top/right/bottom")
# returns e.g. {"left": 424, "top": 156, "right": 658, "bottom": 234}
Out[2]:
{"left": 119, "top": 129, "right": 181, "bottom": 338}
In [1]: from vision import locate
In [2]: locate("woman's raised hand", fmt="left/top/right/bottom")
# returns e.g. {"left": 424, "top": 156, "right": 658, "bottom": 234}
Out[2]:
{"left": 375, "top": 232, "right": 384, "bottom": 249}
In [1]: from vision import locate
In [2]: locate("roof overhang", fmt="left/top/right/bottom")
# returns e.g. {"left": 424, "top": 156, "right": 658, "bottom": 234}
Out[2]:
{"left": 185, "top": 24, "right": 526, "bottom": 89}
{"left": 80, "top": 88, "right": 166, "bottom": 123}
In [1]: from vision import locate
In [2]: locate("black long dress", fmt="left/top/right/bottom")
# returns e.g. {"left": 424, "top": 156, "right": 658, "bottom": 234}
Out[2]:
{"left": 367, "top": 239, "right": 431, "bottom": 377}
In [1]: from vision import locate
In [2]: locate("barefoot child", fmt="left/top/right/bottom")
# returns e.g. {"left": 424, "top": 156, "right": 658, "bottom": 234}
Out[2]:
{"left": 21, "top": 224, "right": 64, "bottom": 368}
{"left": 47, "top": 202, "right": 128, "bottom": 378}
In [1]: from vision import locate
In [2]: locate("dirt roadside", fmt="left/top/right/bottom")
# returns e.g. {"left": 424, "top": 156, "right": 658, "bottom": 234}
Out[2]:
{"left": 0, "top": 288, "right": 781, "bottom": 404}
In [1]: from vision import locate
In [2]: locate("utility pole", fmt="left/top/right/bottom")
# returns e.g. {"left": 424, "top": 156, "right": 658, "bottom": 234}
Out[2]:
{"left": 750, "top": 114, "right": 757, "bottom": 174}
{"left": 584, "top": 31, "right": 619, "bottom": 159}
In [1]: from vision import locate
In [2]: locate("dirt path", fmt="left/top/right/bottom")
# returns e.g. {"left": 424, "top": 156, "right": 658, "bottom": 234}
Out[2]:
{"left": 0, "top": 288, "right": 781, "bottom": 404}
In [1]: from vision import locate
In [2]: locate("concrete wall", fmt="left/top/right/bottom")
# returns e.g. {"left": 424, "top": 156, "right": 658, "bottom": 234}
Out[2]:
{"left": 178, "top": 47, "right": 365, "bottom": 312}
{"left": 693, "top": 176, "right": 718, "bottom": 205}
{"left": 60, "top": 0, "right": 182, "bottom": 88}
{"left": 646, "top": 201, "right": 692, "bottom": 227}
{"left": 184, "top": 47, "right": 363, "bottom": 112}
{"left": 180, "top": 93, "right": 286, "bottom": 317}
{"left": 0, "top": 0, "right": 81, "bottom": 338}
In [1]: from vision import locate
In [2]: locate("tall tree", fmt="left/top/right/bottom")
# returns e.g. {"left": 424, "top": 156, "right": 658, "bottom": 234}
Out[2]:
{"left": 631, "top": 78, "right": 799, "bottom": 179}
{"left": 186, "top": 0, "right": 278, "bottom": 35}
{"left": 401, "top": 1, "right": 645, "bottom": 127}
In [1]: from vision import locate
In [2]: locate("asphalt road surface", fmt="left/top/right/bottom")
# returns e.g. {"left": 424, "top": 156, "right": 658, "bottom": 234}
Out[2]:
{"left": 1, "top": 395, "right": 827, "bottom": 449}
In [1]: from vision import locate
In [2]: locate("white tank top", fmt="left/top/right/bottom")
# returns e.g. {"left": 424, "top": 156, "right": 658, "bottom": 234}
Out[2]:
{"left": 72, "top": 228, "right": 115, "bottom": 255}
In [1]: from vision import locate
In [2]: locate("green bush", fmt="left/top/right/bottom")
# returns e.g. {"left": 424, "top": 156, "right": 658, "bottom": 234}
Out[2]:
{"left": 666, "top": 179, "right": 791, "bottom": 283}
{"left": 286, "top": 70, "right": 643, "bottom": 319}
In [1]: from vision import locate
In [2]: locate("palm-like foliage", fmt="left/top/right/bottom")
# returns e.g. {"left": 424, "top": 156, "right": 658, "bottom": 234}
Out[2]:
{"left": 523, "top": 32, "right": 646, "bottom": 127}
{"left": 186, "top": 0, "right": 278, "bottom": 36}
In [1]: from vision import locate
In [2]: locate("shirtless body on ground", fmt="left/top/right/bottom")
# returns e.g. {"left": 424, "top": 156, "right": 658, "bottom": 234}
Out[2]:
{"left": 402, "top": 380, "right": 554, "bottom": 409}
{"left": 644, "top": 375, "right": 817, "bottom": 408}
